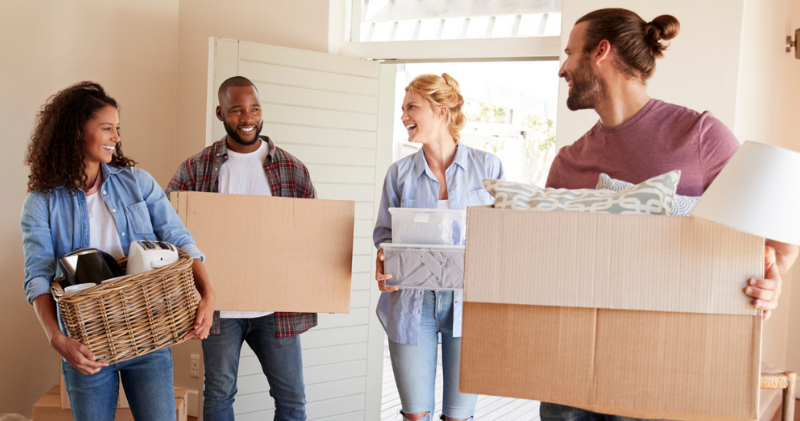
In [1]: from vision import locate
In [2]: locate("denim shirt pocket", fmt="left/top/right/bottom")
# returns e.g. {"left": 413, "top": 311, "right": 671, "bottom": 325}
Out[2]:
{"left": 125, "top": 201, "right": 155, "bottom": 235}
{"left": 467, "top": 188, "right": 493, "bottom": 206}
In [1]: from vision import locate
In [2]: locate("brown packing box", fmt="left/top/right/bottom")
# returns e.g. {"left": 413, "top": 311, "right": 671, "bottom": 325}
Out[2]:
{"left": 171, "top": 191, "right": 354, "bottom": 312}
{"left": 460, "top": 208, "right": 764, "bottom": 421}
{"left": 34, "top": 385, "right": 188, "bottom": 421}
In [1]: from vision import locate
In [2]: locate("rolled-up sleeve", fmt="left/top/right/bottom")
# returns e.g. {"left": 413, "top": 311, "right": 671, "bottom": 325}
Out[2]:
{"left": 21, "top": 192, "right": 57, "bottom": 304}
{"left": 373, "top": 164, "right": 400, "bottom": 249}
{"left": 135, "top": 168, "right": 205, "bottom": 262}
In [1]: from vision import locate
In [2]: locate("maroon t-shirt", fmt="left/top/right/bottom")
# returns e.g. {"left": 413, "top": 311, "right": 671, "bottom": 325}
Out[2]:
{"left": 546, "top": 99, "right": 740, "bottom": 195}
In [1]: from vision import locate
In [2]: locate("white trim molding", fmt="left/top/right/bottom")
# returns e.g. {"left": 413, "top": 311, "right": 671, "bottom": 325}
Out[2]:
{"left": 340, "top": 36, "right": 561, "bottom": 61}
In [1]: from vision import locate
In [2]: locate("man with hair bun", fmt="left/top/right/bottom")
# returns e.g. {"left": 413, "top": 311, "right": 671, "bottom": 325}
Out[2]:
{"left": 542, "top": 7, "right": 798, "bottom": 421}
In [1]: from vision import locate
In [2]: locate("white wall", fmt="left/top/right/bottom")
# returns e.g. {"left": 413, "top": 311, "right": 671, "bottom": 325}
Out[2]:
{"left": 555, "top": 0, "right": 746, "bottom": 150}
{"left": 0, "top": 0, "right": 180, "bottom": 417}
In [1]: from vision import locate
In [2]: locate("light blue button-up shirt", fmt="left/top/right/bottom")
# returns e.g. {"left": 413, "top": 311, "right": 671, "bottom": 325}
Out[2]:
{"left": 21, "top": 164, "right": 204, "bottom": 304}
{"left": 373, "top": 145, "right": 504, "bottom": 345}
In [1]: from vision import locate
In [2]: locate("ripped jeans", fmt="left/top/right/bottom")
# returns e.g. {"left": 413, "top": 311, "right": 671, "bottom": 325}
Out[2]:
{"left": 388, "top": 291, "right": 476, "bottom": 420}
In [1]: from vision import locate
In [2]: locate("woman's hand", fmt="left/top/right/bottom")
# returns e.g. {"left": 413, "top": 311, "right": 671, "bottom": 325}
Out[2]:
{"left": 185, "top": 258, "right": 216, "bottom": 340}
{"left": 185, "top": 293, "right": 215, "bottom": 340}
{"left": 376, "top": 249, "right": 398, "bottom": 292}
{"left": 51, "top": 332, "right": 107, "bottom": 375}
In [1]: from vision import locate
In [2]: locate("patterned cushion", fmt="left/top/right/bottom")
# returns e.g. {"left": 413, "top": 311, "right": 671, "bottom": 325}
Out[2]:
{"left": 595, "top": 173, "right": 699, "bottom": 216}
{"left": 483, "top": 170, "right": 680, "bottom": 215}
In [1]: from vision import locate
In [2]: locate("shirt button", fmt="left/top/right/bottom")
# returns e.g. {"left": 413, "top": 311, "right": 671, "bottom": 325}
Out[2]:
{"left": 214, "top": 168, "right": 218, "bottom": 172}
{"left": 448, "top": 190, "right": 453, "bottom": 194}
{"left": 112, "top": 209, "right": 116, "bottom": 213}
{"left": 102, "top": 191, "right": 107, "bottom": 195}
{"left": 121, "top": 232, "right": 125, "bottom": 236}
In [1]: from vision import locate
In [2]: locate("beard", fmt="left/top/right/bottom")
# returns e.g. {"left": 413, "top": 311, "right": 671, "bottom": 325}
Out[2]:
{"left": 566, "top": 55, "right": 605, "bottom": 111}
{"left": 223, "top": 120, "right": 264, "bottom": 146}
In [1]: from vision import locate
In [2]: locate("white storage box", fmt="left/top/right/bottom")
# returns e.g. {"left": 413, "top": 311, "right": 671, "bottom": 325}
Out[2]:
{"left": 389, "top": 208, "right": 467, "bottom": 246}
{"left": 381, "top": 243, "right": 465, "bottom": 291}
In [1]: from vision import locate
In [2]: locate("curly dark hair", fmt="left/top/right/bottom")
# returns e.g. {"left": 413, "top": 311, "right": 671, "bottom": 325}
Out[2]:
{"left": 25, "top": 81, "right": 137, "bottom": 193}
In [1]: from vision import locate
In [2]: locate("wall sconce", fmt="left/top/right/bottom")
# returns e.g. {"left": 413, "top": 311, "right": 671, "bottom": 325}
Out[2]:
{"left": 788, "top": 28, "right": 800, "bottom": 59}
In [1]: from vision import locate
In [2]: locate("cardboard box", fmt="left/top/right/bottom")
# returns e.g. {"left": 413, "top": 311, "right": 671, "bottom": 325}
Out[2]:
{"left": 460, "top": 208, "right": 764, "bottom": 421}
{"left": 34, "top": 385, "right": 187, "bottom": 421}
{"left": 59, "top": 364, "right": 128, "bottom": 409}
{"left": 171, "top": 191, "right": 354, "bottom": 312}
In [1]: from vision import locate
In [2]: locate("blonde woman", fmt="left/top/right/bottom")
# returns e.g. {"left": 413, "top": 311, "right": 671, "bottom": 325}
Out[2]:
{"left": 373, "top": 74, "right": 505, "bottom": 421}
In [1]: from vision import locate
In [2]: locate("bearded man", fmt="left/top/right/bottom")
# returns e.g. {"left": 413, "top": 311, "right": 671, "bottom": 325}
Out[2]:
{"left": 542, "top": 8, "right": 798, "bottom": 421}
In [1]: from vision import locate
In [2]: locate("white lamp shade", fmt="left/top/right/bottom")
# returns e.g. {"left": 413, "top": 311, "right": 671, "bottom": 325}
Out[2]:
{"left": 690, "top": 141, "right": 800, "bottom": 245}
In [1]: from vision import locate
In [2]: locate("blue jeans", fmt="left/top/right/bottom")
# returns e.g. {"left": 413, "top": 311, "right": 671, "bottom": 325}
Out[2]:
{"left": 388, "top": 291, "right": 477, "bottom": 421}
{"left": 202, "top": 314, "right": 306, "bottom": 421}
{"left": 540, "top": 403, "right": 646, "bottom": 421}
{"left": 62, "top": 348, "right": 175, "bottom": 421}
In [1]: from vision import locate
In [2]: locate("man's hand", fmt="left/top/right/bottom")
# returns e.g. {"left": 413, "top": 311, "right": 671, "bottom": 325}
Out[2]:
{"left": 376, "top": 249, "right": 398, "bottom": 292}
{"left": 746, "top": 246, "right": 781, "bottom": 320}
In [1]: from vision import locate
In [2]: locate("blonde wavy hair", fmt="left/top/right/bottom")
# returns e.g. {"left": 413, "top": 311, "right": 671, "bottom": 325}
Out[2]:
{"left": 405, "top": 73, "right": 466, "bottom": 144}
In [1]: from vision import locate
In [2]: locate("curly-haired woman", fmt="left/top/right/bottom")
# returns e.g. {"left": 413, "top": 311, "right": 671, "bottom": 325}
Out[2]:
{"left": 20, "top": 81, "right": 215, "bottom": 420}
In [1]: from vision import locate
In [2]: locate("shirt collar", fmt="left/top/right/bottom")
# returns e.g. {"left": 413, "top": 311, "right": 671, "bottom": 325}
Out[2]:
{"left": 213, "top": 135, "right": 276, "bottom": 162}
{"left": 412, "top": 144, "right": 469, "bottom": 179}
{"left": 100, "top": 163, "right": 123, "bottom": 178}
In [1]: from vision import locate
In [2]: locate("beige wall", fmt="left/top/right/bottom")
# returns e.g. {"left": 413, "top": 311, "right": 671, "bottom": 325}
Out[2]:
{"left": 0, "top": 0, "right": 180, "bottom": 417}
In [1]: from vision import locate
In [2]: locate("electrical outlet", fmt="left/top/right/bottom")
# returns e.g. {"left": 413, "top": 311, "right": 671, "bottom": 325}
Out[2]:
{"left": 190, "top": 354, "right": 200, "bottom": 378}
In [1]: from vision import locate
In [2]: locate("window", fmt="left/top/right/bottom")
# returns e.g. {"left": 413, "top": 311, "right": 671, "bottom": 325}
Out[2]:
{"left": 353, "top": 0, "right": 562, "bottom": 42}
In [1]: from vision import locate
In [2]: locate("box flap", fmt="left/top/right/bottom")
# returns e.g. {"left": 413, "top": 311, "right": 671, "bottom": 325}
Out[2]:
{"left": 171, "top": 191, "right": 354, "bottom": 313}
{"left": 464, "top": 208, "right": 764, "bottom": 316}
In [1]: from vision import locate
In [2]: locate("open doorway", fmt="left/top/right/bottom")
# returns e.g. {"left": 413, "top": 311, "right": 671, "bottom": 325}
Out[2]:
{"left": 381, "top": 60, "right": 560, "bottom": 421}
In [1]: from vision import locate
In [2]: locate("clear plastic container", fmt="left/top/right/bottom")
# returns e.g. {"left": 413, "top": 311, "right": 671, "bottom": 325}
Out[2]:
{"left": 389, "top": 207, "right": 467, "bottom": 246}
{"left": 381, "top": 243, "right": 465, "bottom": 291}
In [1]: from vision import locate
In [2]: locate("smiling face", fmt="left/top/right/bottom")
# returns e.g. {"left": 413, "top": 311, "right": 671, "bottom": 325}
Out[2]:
{"left": 217, "top": 85, "right": 263, "bottom": 148}
{"left": 400, "top": 90, "right": 446, "bottom": 145}
{"left": 559, "top": 22, "right": 604, "bottom": 111}
{"left": 82, "top": 105, "right": 120, "bottom": 166}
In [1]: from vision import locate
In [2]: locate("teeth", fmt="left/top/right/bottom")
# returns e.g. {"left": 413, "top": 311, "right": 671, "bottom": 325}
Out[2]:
{"left": 405, "top": 124, "right": 416, "bottom": 129}
{"left": 241, "top": 126, "right": 254, "bottom": 132}
{"left": 102, "top": 145, "right": 115, "bottom": 152}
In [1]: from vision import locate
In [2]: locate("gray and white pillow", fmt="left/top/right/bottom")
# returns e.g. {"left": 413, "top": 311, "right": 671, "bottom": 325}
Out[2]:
{"left": 596, "top": 173, "right": 698, "bottom": 216}
{"left": 483, "top": 170, "right": 680, "bottom": 215}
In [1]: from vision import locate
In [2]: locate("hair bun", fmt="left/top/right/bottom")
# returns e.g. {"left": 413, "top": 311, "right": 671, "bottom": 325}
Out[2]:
{"left": 649, "top": 15, "right": 680, "bottom": 41}
{"left": 645, "top": 15, "right": 680, "bottom": 58}
{"left": 441, "top": 73, "right": 461, "bottom": 94}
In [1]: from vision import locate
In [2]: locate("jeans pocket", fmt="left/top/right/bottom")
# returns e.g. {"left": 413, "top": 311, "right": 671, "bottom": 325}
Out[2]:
{"left": 278, "top": 335, "right": 299, "bottom": 347}
{"left": 125, "top": 201, "right": 155, "bottom": 235}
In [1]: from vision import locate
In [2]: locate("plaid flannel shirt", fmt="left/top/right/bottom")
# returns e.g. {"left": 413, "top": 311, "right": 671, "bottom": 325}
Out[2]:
{"left": 166, "top": 136, "right": 318, "bottom": 338}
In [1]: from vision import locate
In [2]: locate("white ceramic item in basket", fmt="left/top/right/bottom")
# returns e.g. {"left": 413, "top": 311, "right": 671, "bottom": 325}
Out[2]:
{"left": 126, "top": 241, "right": 180, "bottom": 276}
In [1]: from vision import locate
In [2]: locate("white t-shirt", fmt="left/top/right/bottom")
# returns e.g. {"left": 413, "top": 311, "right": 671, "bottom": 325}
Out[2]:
{"left": 85, "top": 174, "right": 125, "bottom": 260}
{"left": 218, "top": 141, "right": 273, "bottom": 319}
{"left": 437, "top": 200, "right": 450, "bottom": 209}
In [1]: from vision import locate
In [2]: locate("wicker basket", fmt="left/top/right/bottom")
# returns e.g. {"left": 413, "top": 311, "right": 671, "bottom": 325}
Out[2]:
{"left": 50, "top": 249, "right": 199, "bottom": 364}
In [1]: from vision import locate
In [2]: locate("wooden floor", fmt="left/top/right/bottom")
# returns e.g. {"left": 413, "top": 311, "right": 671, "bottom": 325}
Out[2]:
{"left": 381, "top": 339, "right": 540, "bottom": 421}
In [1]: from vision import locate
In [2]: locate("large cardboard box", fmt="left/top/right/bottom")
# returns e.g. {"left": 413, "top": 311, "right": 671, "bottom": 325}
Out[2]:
{"left": 460, "top": 208, "right": 764, "bottom": 421}
{"left": 34, "top": 385, "right": 187, "bottom": 421}
{"left": 171, "top": 191, "right": 354, "bottom": 312}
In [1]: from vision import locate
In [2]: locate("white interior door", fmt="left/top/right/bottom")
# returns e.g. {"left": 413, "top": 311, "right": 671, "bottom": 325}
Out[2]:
{"left": 206, "top": 37, "right": 395, "bottom": 421}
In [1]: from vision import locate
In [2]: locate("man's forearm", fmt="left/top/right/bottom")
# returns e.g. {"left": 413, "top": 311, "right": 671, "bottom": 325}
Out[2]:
{"left": 766, "top": 239, "right": 799, "bottom": 276}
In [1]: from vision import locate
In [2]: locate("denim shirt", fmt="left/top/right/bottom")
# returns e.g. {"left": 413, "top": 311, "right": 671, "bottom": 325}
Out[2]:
{"left": 373, "top": 145, "right": 505, "bottom": 345}
{"left": 21, "top": 164, "right": 204, "bottom": 304}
